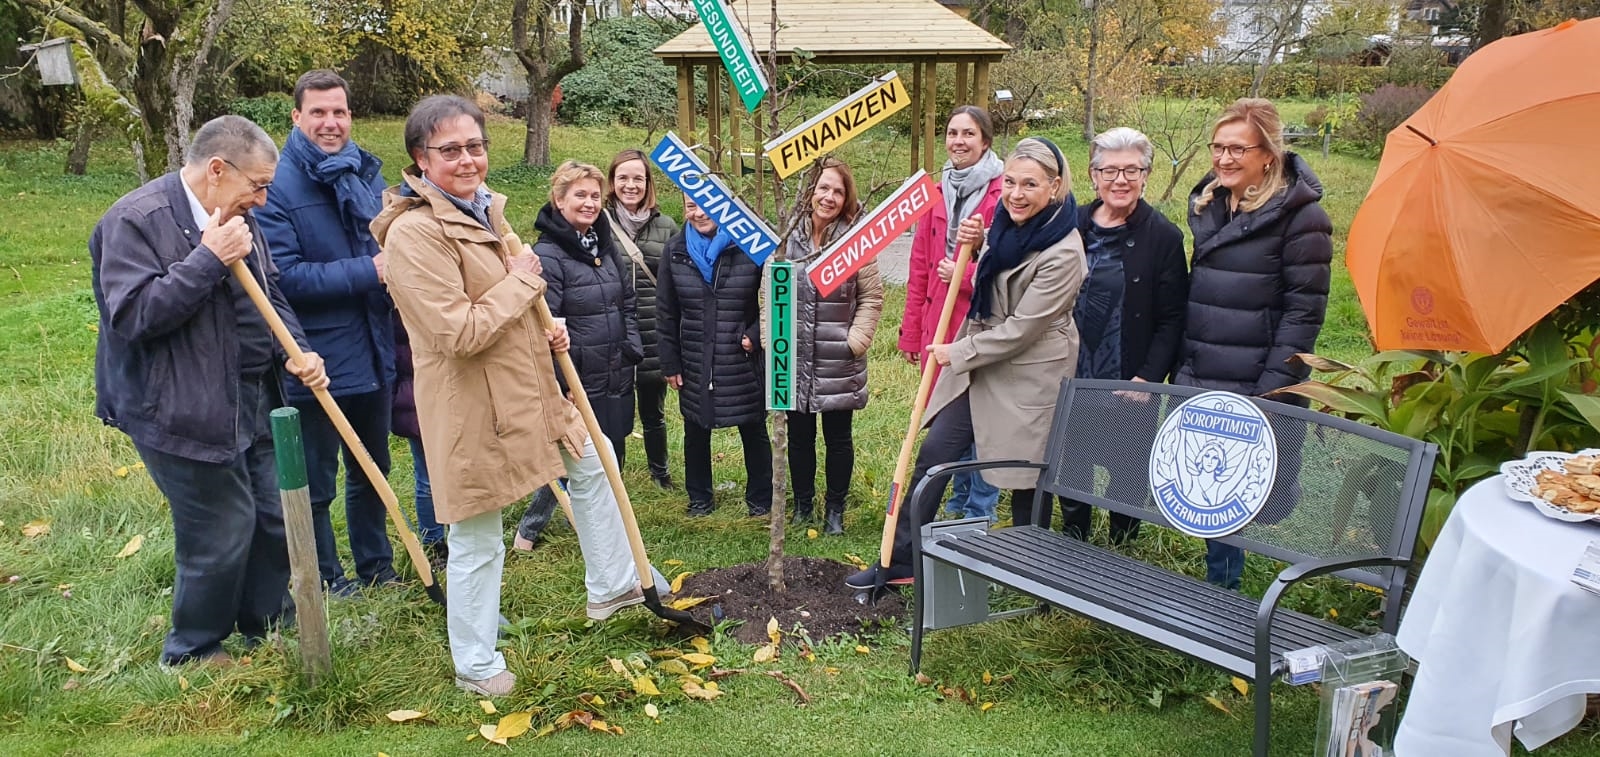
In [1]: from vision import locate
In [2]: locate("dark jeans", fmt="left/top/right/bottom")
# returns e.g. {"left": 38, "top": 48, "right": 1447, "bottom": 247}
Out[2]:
{"left": 890, "top": 393, "right": 980, "bottom": 570}
{"left": 137, "top": 374, "right": 290, "bottom": 664}
{"left": 787, "top": 409, "right": 854, "bottom": 507}
{"left": 293, "top": 389, "right": 395, "bottom": 585}
{"left": 683, "top": 418, "right": 772, "bottom": 509}
{"left": 637, "top": 374, "right": 669, "bottom": 478}
{"left": 407, "top": 437, "right": 444, "bottom": 545}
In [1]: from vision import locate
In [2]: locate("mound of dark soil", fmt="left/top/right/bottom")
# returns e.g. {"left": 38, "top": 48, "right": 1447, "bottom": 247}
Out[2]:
{"left": 678, "top": 557, "right": 904, "bottom": 644}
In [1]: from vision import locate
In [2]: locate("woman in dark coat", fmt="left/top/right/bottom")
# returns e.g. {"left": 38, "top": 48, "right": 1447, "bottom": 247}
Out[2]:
{"left": 1178, "top": 98, "right": 1333, "bottom": 589}
{"left": 657, "top": 196, "right": 772, "bottom": 517}
{"left": 1057, "top": 126, "right": 1190, "bottom": 545}
{"left": 515, "top": 160, "right": 642, "bottom": 550}
{"left": 605, "top": 149, "right": 680, "bottom": 490}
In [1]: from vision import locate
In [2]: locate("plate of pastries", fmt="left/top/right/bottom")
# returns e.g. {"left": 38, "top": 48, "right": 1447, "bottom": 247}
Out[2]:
{"left": 1502, "top": 449, "right": 1600, "bottom": 522}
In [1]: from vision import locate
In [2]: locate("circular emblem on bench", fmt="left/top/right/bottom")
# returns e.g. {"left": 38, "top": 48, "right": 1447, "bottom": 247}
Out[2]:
{"left": 1148, "top": 391, "right": 1278, "bottom": 539}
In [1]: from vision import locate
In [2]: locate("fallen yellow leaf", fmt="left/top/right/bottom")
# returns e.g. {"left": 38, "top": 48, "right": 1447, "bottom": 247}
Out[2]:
{"left": 670, "top": 572, "right": 692, "bottom": 594}
{"left": 801, "top": 649, "right": 816, "bottom": 662}
{"left": 689, "top": 636, "right": 711, "bottom": 654}
{"left": 1204, "top": 695, "right": 1233, "bottom": 716}
{"left": 478, "top": 723, "right": 505, "bottom": 745}
{"left": 807, "top": 528, "right": 818, "bottom": 539}
{"left": 1231, "top": 677, "right": 1249, "bottom": 697}
{"left": 664, "top": 559, "right": 683, "bottom": 566}
{"left": 766, "top": 616, "right": 781, "bottom": 645}
{"left": 608, "top": 657, "right": 626, "bottom": 675}
{"left": 668, "top": 596, "right": 710, "bottom": 610}
{"left": 115, "top": 534, "right": 144, "bottom": 559}
{"left": 681, "top": 653, "right": 716, "bottom": 669}
{"left": 132, "top": 462, "right": 145, "bottom": 471}
{"left": 633, "top": 675, "right": 661, "bottom": 696}
{"left": 378, "top": 752, "right": 390, "bottom": 757}
{"left": 681, "top": 681, "right": 723, "bottom": 700}
{"left": 677, "top": 673, "right": 704, "bottom": 685}
{"left": 21, "top": 520, "right": 50, "bottom": 538}
{"left": 752, "top": 644, "right": 777, "bottom": 663}
{"left": 114, "top": 466, "right": 130, "bottom": 478}
{"left": 494, "top": 711, "right": 533, "bottom": 740}
{"left": 1328, "top": 608, "right": 1340, "bottom": 619}
{"left": 843, "top": 552, "right": 867, "bottom": 569}
{"left": 580, "top": 693, "right": 606, "bottom": 707}
{"left": 386, "top": 709, "right": 426, "bottom": 723}
{"left": 479, "top": 699, "right": 497, "bottom": 715}
{"left": 981, "top": 702, "right": 995, "bottom": 712}
{"left": 659, "top": 659, "right": 690, "bottom": 675}
{"left": 644, "top": 703, "right": 660, "bottom": 720}
{"left": 855, "top": 645, "right": 870, "bottom": 655}
{"left": 649, "top": 648, "right": 683, "bottom": 659}
{"left": 535, "top": 723, "right": 555, "bottom": 738}
{"left": 824, "top": 667, "right": 840, "bottom": 675}
{"left": 588, "top": 718, "right": 611, "bottom": 732}
{"left": 178, "top": 675, "right": 190, "bottom": 691}
{"left": 704, "top": 681, "right": 719, "bottom": 692}
{"left": 64, "top": 657, "right": 88, "bottom": 673}
{"left": 982, "top": 671, "right": 992, "bottom": 684}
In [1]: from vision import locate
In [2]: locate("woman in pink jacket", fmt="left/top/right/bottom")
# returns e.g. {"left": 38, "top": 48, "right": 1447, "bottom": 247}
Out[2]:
{"left": 898, "top": 105, "right": 1005, "bottom": 521}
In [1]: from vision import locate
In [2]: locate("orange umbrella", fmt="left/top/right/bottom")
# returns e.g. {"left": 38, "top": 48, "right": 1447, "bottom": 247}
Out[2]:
{"left": 1346, "top": 18, "right": 1600, "bottom": 353}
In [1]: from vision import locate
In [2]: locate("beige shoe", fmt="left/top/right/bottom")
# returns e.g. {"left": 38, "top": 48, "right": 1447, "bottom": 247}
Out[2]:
{"left": 587, "top": 585, "right": 645, "bottom": 621}
{"left": 456, "top": 669, "right": 516, "bottom": 697}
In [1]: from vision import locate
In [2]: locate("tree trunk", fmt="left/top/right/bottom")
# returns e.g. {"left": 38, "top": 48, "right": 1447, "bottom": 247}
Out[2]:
{"left": 1160, "top": 149, "right": 1197, "bottom": 202}
{"left": 66, "top": 121, "right": 94, "bottom": 175}
{"left": 523, "top": 82, "right": 556, "bottom": 167}
{"left": 513, "top": 0, "right": 585, "bottom": 168}
{"left": 1083, "top": 1, "right": 1100, "bottom": 142}
{"left": 1476, "top": 0, "right": 1508, "bottom": 49}
{"left": 764, "top": 0, "right": 788, "bottom": 595}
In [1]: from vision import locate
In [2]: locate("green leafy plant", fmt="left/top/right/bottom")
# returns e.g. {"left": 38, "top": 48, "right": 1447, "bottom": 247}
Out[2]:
{"left": 228, "top": 93, "right": 295, "bottom": 130}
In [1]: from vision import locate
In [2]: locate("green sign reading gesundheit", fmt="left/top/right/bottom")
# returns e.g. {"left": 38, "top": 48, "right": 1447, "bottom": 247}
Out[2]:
{"left": 766, "top": 262, "right": 793, "bottom": 411}
{"left": 692, "top": 0, "right": 768, "bottom": 112}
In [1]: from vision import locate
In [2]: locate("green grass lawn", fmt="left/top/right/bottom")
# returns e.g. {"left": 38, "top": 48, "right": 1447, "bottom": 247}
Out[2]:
{"left": 1, "top": 121, "right": 1594, "bottom": 756}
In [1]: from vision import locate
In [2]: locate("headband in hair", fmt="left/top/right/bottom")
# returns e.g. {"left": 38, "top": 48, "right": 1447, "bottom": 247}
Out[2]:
{"left": 1030, "top": 137, "right": 1067, "bottom": 179}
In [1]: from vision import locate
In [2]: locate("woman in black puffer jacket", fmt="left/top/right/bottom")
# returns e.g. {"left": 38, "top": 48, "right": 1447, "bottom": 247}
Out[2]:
{"left": 516, "top": 160, "right": 642, "bottom": 550}
{"left": 657, "top": 195, "right": 771, "bottom": 518}
{"left": 1177, "top": 98, "right": 1333, "bottom": 591}
{"left": 605, "top": 149, "right": 680, "bottom": 490}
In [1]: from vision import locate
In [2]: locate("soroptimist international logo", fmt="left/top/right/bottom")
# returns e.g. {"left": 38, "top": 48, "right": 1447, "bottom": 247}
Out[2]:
{"left": 1148, "top": 391, "right": 1278, "bottom": 539}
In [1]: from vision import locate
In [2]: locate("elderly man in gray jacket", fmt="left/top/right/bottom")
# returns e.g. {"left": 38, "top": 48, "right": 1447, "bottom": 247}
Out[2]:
{"left": 91, "top": 115, "right": 328, "bottom": 666}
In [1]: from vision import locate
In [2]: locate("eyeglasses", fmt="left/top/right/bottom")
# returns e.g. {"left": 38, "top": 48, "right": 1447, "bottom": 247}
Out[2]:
{"left": 1093, "top": 166, "right": 1149, "bottom": 182}
{"left": 221, "top": 159, "right": 273, "bottom": 194}
{"left": 1208, "top": 143, "right": 1261, "bottom": 159}
{"left": 426, "top": 139, "right": 490, "bottom": 162}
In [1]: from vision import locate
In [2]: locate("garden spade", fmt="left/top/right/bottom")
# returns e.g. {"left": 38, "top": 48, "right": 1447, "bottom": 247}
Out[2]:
{"left": 872, "top": 236, "right": 978, "bottom": 602}
{"left": 228, "top": 261, "right": 446, "bottom": 607}
{"left": 532, "top": 298, "right": 712, "bottom": 634}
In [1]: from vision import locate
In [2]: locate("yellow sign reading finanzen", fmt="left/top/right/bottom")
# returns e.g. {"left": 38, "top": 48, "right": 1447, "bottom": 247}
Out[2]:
{"left": 763, "top": 72, "right": 909, "bottom": 179}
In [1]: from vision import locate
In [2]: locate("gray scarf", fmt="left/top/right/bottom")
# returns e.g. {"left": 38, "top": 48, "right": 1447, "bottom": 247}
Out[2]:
{"left": 610, "top": 202, "right": 652, "bottom": 240}
{"left": 941, "top": 149, "right": 1005, "bottom": 258}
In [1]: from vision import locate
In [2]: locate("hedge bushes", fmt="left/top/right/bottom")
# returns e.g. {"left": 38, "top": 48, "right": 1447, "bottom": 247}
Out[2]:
{"left": 228, "top": 93, "right": 295, "bottom": 130}
{"left": 558, "top": 17, "right": 682, "bottom": 128}
{"left": 1149, "top": 63, "right": 1450, "bottom": 100}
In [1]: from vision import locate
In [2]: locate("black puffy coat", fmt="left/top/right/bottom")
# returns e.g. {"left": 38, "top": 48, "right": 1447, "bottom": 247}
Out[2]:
{"left": 606, "top": 206, "right": 678, "bottom": 382}
{"left": 656, "top": 229, "right": 764, "bottom": 428}
{"left": 1175, "top": 152, "right": 1333, "bottom": 397}
{"left": 533, "top": 204, "right": 642, "bottom": 398}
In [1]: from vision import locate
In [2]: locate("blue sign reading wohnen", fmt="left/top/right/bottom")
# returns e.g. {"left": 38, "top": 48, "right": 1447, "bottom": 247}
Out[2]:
{"left": 650, "top": 132, "right": 779, "bottom": 265}
{"left": 1147, "top": 391, "right": 1278, "bottom": 539}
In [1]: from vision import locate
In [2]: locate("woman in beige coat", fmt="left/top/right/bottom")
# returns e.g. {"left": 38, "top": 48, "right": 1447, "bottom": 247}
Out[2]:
{"left": 847, "top": 137, "right": 1086, "bottom": 589}
{"left": 375, "top": 95, "right": 644, "bottom": 698}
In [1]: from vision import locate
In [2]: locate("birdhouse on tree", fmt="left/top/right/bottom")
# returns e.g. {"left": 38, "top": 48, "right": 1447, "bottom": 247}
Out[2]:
{"left": 19, "top": 38, "right": 79, "bottom": 86}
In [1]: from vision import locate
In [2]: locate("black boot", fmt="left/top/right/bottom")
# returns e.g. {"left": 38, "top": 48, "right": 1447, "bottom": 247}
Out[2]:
{"left": 823, "top": 495, "right": 845, "bottom": 535}
{"left": 791, "top": 499, "right": 813, "bottom": 526}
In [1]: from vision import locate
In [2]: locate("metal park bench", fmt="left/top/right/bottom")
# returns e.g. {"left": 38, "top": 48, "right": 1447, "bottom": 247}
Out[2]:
{"left": 910, "top": 379, "right": 1438, "bottom": 756}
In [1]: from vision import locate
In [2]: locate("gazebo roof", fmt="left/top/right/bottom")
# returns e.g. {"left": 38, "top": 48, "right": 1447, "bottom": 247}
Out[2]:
{"left": 653, "top": 0, "right": 1011, "bottom": 65}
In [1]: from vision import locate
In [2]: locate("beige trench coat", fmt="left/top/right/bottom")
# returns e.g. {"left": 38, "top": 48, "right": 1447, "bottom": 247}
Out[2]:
{"left": 924, "top": 228, "right": 1087, "bottom": 489}
{"left": 373, "top": 171, "right": 586, "bottom": 524}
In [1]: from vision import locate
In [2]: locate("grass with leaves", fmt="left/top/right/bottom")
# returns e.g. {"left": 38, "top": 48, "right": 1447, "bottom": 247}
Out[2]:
{"left": 1, "top": 119, "right": 1594, "bottom": 756}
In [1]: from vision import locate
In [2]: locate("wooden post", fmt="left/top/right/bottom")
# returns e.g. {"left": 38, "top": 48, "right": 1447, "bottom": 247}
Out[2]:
{"left": 973, "top": 60, "right": 992, "bottom": 110}
{"left": 922, "top": 61, "right": 938, "bottom": 173}
{"left": 707, "top": 64, "right": 723, "bottom": 173}
{"left": 729, "top": 77, "right": 743, "bottom": 176}
{"left": 910, "top": 62, "right": 922, "bottom": 176}
{"left": 954, "top": 61, "right": 970, "bottom": 107}
{"left": 270, "top": 407, "right": 332, "bottom": 683}
{"left": 676, "top": 63, "right": 695, "bottom": 145}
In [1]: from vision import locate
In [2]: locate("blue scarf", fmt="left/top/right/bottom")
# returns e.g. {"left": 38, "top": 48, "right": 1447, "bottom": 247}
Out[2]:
{"left": 283, "top": 127, "right": 383, "bottom": 245}
{"left": 970, "top": 193, "right": 1079, "bottom": 320}
{"left": 683, "top": 225, "right": 734, "bottom": 284}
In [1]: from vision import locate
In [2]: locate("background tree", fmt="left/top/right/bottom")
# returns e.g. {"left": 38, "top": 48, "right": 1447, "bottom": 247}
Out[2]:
{"left": 512, "top": 0, "right": 585, "bottom": 166}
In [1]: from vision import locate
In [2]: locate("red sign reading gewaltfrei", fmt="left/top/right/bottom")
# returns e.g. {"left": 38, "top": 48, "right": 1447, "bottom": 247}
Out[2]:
{"left": 806, "top": 170, "right": 936, "bottom": 298}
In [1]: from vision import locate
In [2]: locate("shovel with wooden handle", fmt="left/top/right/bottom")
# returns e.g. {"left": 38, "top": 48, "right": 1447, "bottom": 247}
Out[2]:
{"left": 228, "top": 261, "right": 446, "bottom": 607}
{"left": 532, "top": 297, "right": 711, "bottom": 634}
{"left": 872, "top": 238, "right": 978, "bottom": 601}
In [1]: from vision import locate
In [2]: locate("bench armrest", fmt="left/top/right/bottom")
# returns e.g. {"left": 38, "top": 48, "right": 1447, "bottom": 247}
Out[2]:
{"left": 911, "top": 459, "right": 1045, "bottom": 518}
{"left": 1253, "top": 555, "right": 1410, "bottom": 686}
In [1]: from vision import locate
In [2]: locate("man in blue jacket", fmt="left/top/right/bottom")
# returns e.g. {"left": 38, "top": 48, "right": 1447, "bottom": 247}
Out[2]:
{"left": 92, "top": 115, "right": 328, "bottom": 666}
{"left": 258, "top": 70, "right": 397, "bottom": 595}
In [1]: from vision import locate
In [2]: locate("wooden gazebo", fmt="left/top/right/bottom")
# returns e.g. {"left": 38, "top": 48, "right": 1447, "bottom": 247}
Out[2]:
{"left": 653, "top": 0, "right": 1011, "bottom": 178}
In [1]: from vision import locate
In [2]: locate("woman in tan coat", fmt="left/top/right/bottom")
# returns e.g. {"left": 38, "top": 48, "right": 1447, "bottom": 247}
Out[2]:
{"left": 847, "top": 137, "right": 1086, "bottom": 589}
{"left": 374, "top": 95, "right": 643, "bottom": 697}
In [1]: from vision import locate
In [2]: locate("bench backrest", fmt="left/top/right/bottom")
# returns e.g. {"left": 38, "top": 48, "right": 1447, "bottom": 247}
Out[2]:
{"left": 1038, "top": 379, "right": 1438, "bottom": 597}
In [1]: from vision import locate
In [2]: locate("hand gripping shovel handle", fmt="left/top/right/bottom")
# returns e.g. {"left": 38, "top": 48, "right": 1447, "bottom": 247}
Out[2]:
{"left": 532, "top": 297, "right": 711, "bottom": 634}
{"left": 875, "top": 238, "right": 978, "bottom": 599}
{"left": 228, "top": 261, "right": 445, "bottom": 607}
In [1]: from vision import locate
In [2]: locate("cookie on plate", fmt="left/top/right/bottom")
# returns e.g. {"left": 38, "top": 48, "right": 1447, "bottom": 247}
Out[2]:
{"left": 1566, "top": 455, "right": 1599, "bottom": 476}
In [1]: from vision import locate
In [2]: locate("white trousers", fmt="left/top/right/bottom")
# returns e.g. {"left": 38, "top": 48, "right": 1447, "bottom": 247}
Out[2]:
{"left": 446, "top": 436, "right": 641, "bottom": 680}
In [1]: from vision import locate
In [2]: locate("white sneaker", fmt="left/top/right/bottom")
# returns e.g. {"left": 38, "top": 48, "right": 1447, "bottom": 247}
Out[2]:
{"left": 586, "top": 585, "right": 645, "bottom": 620}
{"left": 456, "top": 670, "right": 516, "bottom": 697}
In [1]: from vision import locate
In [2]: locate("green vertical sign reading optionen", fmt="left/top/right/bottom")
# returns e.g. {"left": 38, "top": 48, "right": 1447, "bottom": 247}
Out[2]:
{"left": 692, "top": 0, "right": 768, "bottom": 112}
{"left": 767, "top": 262, "right": 793, "bottom": 411}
